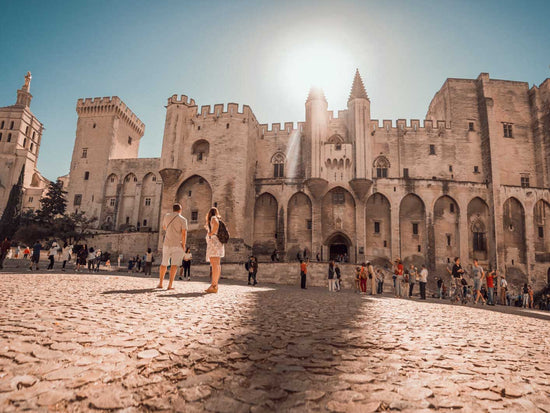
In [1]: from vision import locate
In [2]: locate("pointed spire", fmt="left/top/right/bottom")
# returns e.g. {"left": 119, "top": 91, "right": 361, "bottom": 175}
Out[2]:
{"left": 306, "top": 86, "right": 327, "bottom": 102}
{"left": 348, "top": 69, "right": 369, "bottom": 102}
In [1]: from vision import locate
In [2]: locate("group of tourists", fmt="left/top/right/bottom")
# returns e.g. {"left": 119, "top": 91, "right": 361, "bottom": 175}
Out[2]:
{"left": 391, "top": 259, "right": 429, "bottom": 299}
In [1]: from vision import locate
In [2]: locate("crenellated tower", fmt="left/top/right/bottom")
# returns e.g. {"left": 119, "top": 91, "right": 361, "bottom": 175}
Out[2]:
{"left": 347, "top": 69, "right": 371, "bottom": 179}
{"left": 66, "top": 96, "right": 145, "bottom": 223}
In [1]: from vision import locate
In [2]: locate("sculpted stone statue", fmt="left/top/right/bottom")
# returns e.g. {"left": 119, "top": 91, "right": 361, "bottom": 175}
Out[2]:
{"left": 23, "top": 71, "right": 32, "bottom": 90}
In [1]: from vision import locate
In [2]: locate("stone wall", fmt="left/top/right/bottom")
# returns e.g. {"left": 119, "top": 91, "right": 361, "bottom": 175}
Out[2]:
{"left": 88, "top": 232, "right": 159, "bottom": 260}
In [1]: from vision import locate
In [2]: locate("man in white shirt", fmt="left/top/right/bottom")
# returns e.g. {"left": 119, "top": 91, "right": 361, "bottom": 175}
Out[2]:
{"left": 419, "top": 264, "right": 428, "bottom": 300}
{"left": 158, "top": 203, "right": 187, "bottom": 290}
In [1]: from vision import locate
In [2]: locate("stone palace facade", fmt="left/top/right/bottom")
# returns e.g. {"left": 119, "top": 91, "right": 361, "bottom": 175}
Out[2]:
{"left": 7, "top": 70, "right": 548, "bottom": 288}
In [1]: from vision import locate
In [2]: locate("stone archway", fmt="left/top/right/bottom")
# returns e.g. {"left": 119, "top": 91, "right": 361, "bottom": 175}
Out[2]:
{"left": 433, "top": 195, "right": 460, "bottom": 268}
{"left": 253, "top": 193, "right": 278, "bottom": 255}
{"left": 176, "top": 175, "right": 213, "bottom": 228}
{"left": 399, "top": 193, "right": 426, "bottom": 266}
{"left": 503, "top": 197, "right": 526, "bottom": 266}
{"left": 325, "top": 232, "right": 352, "bottom": 262}
{"left": 365, "top": 193, "right": 391, "bottom": 261}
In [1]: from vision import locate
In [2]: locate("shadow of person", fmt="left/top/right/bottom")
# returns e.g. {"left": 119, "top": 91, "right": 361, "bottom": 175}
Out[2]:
{"left": 101, "top": 288, "right": 158, "bottom": 295}
{"left": 159, "top": 292, "right": 207, "bottom": 298}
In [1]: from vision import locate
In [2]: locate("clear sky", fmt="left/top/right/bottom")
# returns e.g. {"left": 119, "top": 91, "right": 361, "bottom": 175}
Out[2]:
{"left": 1, "top": 0, "right": 549, "bottom": 180}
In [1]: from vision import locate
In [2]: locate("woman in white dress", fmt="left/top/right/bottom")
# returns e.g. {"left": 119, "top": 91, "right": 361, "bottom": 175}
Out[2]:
{"left": 205, "top": 207, "right": 224, "bottom": 293}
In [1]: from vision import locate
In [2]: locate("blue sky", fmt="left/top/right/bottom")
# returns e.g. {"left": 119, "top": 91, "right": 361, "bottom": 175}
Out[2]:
{"left": 1, "top": 0, "right": 549, "bottom": 180}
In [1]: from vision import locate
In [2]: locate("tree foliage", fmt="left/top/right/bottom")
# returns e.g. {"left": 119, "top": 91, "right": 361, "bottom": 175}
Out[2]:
{"left": 37, "top": 180, "right": 67, "bottom": 221}
{"left": 0, "top": 166, "right": 24, "bottom": 238}
{"left": 11, "top": 178, "right": 97, "bottom": 245}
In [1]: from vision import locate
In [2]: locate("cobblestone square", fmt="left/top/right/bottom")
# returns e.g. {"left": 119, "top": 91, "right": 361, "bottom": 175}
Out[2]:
{"left": 1, "top": 271, "right": 549, "bottom": 412}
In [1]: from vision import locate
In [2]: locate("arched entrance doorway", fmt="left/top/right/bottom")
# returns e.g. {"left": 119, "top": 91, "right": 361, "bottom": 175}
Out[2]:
{"left": 326, "top": 232, "right": 352, "bottom": 262}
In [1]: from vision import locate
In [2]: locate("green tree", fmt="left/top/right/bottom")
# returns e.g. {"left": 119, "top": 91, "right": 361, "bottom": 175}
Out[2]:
{"left": 0, "top": 166, "right": 24, "bottom": 238}
{"left": 37, "top": 180, "right": 67, "bottom": 221}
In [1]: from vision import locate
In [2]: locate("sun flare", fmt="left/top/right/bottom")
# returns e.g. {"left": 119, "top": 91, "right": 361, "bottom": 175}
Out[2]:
{"left": 280, "top": 41, "right": 355, "bottom": 103}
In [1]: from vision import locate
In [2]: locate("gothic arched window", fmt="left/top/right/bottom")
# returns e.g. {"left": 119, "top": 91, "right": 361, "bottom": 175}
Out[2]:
{"left": 471, "top": 219, "right": 486, "bottom": 252}
{"left": 272, "top": 152, "right": 285, "bottom": 178}
{"left": 373, "top": 156, "right": 390, "bottom": 178}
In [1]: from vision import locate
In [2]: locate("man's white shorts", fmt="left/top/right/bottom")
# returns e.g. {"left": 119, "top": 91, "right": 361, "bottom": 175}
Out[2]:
{"left": 161, "top": 246, "right": 184, "bottom": 267}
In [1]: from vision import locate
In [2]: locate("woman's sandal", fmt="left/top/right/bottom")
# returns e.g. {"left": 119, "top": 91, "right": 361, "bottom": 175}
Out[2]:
{"left": 205, "top": 285, "right": 218, "bottom": 294}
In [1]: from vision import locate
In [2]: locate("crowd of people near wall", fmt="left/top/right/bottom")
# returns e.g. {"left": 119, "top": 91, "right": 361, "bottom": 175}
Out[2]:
{"left": 2, "top": 232, "right": 549, "bottom": 310}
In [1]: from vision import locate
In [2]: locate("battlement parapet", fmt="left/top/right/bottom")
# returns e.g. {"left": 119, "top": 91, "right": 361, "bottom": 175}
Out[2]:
{"left": 167, "top": 94, "right": 196, "bottom": 106}
{"left": 259, "top": 121, "right": 305, "bottom": 138}
{"left": 195, "top": 102, "right": 251, "bottom": 119}
{"left": 370, "top": 119, "right": 452, "bottom": 134}
{"left": 76, "top": 96, "right": 145, "bottom": 135}
{"left": 327, "top": 110, "right": 348, "bottom": 120}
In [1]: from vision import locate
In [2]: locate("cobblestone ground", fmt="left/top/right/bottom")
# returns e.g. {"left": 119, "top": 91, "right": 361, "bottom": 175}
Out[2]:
{"left": 1, "top": 272, "right": 549, "bottom": 412}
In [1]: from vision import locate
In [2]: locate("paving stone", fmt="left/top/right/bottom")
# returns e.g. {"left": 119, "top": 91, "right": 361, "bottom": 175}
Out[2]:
{"left": 0, "top": 272, "right": 549, "bottom": 411}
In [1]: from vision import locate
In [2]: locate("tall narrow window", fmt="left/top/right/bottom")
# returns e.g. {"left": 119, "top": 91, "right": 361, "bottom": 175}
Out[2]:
{"left": 84, "top": 171, "right": 90, "bottom": 180}
{"left": 374, "top": 156, "right": 389, "bottom": 178}
{"left": 7, "top": 133, "right": 12, "bottom": 142}
{"left": 10, "top": 121, "right": 14, "bottom": 129}
{"left": 145, "top": 198, "right": 151, "bottom": 206}
{"left": 0, "top": 133, "right": 2, "bottom": 141}
{"left": 474, "top": 166, "right": 479, "bottom": 173}
{"left": 0, "top": 121, "right": 4, "bottom": 128}
{"left": 74, "top": 194, "right": 82, "bottom": 206}
{"left": 538, "top": 226, "right": 544, "bottom": 238}
{"left": 450, "top": 203, "right": 455, "bottom": 213}
{"left": 191, "top": 210, "right": 198, "bottom": 222}
{"left": 468, "top": 122, "right": 475, "bottom": 131}
{"left": 473, "top": 232, "right": 486, "bottom": 251}
{"left": 403, "top": 168, "right": 409, "bottom": 179}
{"left": 520, "top": 175, "right": 530, "bottom": 188}
{"left": 128, "top": 136, "right": 133, "bottom": 145}
{"left": 272, "top": 152, "right": 285, "bottom": 178}
{"left": 446, "top": 234, "right": 451, "bottom": 246}
{"left": 82, "top": 148, "right": 88, "bottom": 158}
{"left": 374, "top": 221, "right": 380, "bottom": 234}
{"left": 412, "top": 223, "right": 419, "bottom": 235}
{"left": 306, "top": 220, "right": 312, "bottom": 230}
{"left": 109, "top": 198, "right": 116, "bottom": 206}
{"left": 503, "top": 123, "right": 513, "bottom": 138}
{"left": 429, "top": 144, "right": 436, "bottom": 155}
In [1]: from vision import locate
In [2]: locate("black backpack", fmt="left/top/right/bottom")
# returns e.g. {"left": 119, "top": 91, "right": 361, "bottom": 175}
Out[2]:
{"left": 217, "top": 220, "right": 230, "bottom": 244}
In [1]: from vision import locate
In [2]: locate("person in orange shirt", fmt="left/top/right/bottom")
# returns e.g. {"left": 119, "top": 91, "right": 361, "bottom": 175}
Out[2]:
{"left": 300, "top": 259, "right": 309, "bottom": 289}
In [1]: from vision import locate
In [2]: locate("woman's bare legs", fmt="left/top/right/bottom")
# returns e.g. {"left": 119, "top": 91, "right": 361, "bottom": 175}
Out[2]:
{"left": 206, "top": 257, "right": 221, "bottom": 293}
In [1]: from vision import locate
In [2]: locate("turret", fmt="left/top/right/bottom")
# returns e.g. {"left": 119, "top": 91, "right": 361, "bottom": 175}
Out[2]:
{"left": 305, "top": 87, "right": 328, "bottom": 178}
{"left": 347, "top": 69, "right": 371, "bottom": 179}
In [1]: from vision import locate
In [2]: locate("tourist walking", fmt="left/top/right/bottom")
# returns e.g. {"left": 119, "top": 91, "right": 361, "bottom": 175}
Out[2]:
{"left": 87, "top": 247, "right": 96, "bottom": 271}
{"left": 472, "top": 259, "right": 486, "bottom": 305}
{"left": 144, "top": 248, "right": 154, "bottom": 276}
{"left": 95, "top": 249, "right": 102, "bottom": 272}
{"left": 354, "top": 267, "right": 361, "bottom": 293}
{"left": 528, "top": 284, "right": 534, "bottom": 308}
{"left": 419, "top": 264, "right": 428, "bottom": 300}
{"left": 76, "top": 245, "right": 87, "bottom": 272}
{"left": 29, "top": 240, "right": 41, "bottom": 271}
{"left": 158, "top": 203, "right": 187, "bottom": 290}
{"left": 61, "top": 243, "right": 71, "bottom": 271}
{"left": 368, "top": 261, "right": 376, "bottom": 295}
{"left": 47, "top": 241, "right": 59, "bottom": 270}
{"left": 499, "top": 275, "right": 508, "bottom": 305}
{"left": 0, "top": 237, "right": 11, "bottom": 270}
{"left": 23, "top": 246, "right": 30, "bottom": 260}
{"left": 522, "top": 283, "right": 529, "bottom": 308}
{"left": 376, "top": 269, "right": 384, "bottom": 294}
{"left": 335, "top": 263, "right": 341, "bottom": 291}
{"left": 300, "top": 259, "right": 308, "bottom": 289}
{"left": 408, "top": 264, "right": 417, "bottom": 298}
{"left": 451, "top": 257, "right": 465, "bottom": 292}
{"left": 246, "top": 255, "right": 258, "bottom": 285}
{"left": 328, "top": 261, "right": 336, "bottom": 292}
{"left": 359, "top": 263, "right": 367, "bottom": 293}
{"left": 394, "top": 259, "right": 404, "bottom": 297}
{"left": 486, "top": 269, "right": 496, "bottom": 305}
{"left": 205, "top": 207, "right": 225, "bottom": 293}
